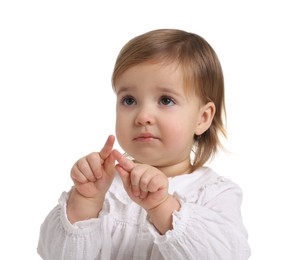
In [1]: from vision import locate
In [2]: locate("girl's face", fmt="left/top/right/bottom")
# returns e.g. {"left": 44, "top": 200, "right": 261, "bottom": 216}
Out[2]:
{"left": 115, "top": 62, "right": 212, "bottom": 176}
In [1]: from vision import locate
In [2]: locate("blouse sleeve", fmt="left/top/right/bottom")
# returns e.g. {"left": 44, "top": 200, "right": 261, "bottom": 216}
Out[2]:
{"left": 37, "top": 192, "right": 112, "bottom": 260}
{"left": 149, "top": 178, "right": 251, "bottom": 260}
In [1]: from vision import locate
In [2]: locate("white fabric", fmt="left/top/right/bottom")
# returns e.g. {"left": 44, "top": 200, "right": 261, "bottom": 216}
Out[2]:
{"left": 37, "top": 167, "right": 251, "bottom": 260}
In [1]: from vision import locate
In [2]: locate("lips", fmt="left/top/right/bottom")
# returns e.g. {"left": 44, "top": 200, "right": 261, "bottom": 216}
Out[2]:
{"left": 133, "top": 133, "right": 159, "bottom": 142}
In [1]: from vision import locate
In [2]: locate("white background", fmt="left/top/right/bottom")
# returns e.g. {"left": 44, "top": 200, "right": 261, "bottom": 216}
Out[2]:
{"left": 0, "top": 1, "right": 280, "bottom": 259}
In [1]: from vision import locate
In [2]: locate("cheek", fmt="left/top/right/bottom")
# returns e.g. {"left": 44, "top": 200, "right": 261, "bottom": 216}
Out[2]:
{"left": 115, "top": 115, "right": 123, "bottom": 134}
{"left": 164, "top": 123, "right": 188, "bottom": 141}
{"left": 164, "top": 124, "right": 194, "bottom": 156}
{"left": 162, "top": 115, "right": 196, "bottom": 143}
{"left": 115, "top": 113, "right": 129, "bottom": 143}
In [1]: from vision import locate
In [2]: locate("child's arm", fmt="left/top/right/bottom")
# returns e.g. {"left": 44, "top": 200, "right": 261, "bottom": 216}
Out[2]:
{"left": 67, "top": 135, "right": 116, "bottom": 223}
{"left": 38, "top": 135, "right": 116, "bottom": 259}
{"left": 112, "top": 149, "right": 180, "bottom": 234}
{"left": 112, "top": 150, "right": 251, "bottom": 259}
{"left": 146, "top": 194, "right": 180, "bottom": 234}
{"left": 153, "top": 178, "right": 251, "bottom": 259}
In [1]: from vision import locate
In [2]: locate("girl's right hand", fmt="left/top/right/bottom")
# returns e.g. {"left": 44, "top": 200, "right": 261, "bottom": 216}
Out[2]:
{"left": 70, "top": 135, "right": 116, "bottom": 199}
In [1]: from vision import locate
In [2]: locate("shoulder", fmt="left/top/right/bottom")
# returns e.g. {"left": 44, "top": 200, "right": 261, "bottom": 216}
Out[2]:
{"left": 170, "top": 167, "right": 243, "bottom": 205}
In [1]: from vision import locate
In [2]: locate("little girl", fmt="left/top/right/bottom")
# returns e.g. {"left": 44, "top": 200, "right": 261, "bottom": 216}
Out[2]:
{"left": 38, "top": 29, "right": 251, "bottom": 259}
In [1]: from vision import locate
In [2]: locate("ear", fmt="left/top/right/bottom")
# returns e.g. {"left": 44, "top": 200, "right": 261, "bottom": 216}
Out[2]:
{"left": 195, "top": 102, "right": 216, "bottom": 135}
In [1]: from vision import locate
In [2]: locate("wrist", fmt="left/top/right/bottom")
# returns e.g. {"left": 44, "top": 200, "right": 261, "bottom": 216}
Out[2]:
{"left": 67, "top": 187, "right": 105, "bottom": 223}
{"left": 147, "top": 194, "right": 180, "bottom": 214}
{"left": 146, "top": 194, "right": 180, "bottom": 234}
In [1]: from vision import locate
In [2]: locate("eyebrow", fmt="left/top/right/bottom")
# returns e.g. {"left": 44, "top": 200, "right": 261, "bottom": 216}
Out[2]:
{"left": 156, "top": 86, "right": 182, "bottom": 97}
{"left": 116, "top": 86, "right": 134, "bottom": 95}
{"left": 116, "top": 86, "right": 183, "bottom": 98}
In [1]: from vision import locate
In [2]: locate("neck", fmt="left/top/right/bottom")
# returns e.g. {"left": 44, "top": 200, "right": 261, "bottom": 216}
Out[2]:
{"left": 133, "top": 158, "right": 192, "bottom": 177}
{"left": 157, "top": 159, "right": 192, "bottom": 177}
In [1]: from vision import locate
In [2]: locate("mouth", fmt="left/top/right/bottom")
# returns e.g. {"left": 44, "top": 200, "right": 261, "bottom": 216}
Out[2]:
{"left": 133, "top": 133, "right": 159, "bottom": 142}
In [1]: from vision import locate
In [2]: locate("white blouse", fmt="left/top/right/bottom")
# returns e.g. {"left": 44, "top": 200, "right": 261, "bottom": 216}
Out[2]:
{"left": 37, "top": 167, "right": 251, "bottom": 260}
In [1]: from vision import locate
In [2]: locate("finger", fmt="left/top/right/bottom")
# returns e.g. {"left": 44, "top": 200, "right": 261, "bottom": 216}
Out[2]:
{"left": 138, "top": 168, "right": 153, "bottom": 199}
{"left": 103, "top": 152, "right": 116, "bottom": 178}
{"left": 86, "top": 153, "right": 103, "bottom": 179}
{"left": 76, "top": 158, "right": 96, "bottom": 182}
{"left": 130, "top": 167, "right": 143, "bottom": 197}
{"left": 139, "top": 190, "right": 148, "bottom": 199}
{"left": 139, "top": 168, "right": 153, "bottom": 193}
{"left": 131, "top": 184, "right": 141, "bottom": 197}
{"left": 147, "top": 174, "right": 167, "bottom": 193}
{"left": 115, "top": 164, "right": 131, "bottom": 190}
{"left": 71, "top": 163, "right": 93, "bottom": 183}
{"left": 99, "top": 135, "right": 115, "bottom": 161}
{"left": 112, "top": 149, "right": 135, "bottom": 172}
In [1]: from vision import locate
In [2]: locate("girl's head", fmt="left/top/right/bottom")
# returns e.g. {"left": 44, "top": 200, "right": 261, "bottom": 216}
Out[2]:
{"left": 112, "top": 29, "right": 226, "bottom": 171}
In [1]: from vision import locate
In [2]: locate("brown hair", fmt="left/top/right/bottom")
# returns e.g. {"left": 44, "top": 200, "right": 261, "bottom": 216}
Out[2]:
{"left": 111, "top": 29, "right": 227, "bottom": 170}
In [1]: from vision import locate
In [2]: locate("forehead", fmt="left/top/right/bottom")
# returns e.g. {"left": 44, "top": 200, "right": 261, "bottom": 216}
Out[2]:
{"left": 114, "top": 61, "right": 199, "bottom": 100}
{"left": 115, "top": 61, "right": 183, "bottom": 88}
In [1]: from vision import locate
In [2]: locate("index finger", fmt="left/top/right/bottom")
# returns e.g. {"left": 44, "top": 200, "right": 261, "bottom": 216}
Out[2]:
{"left": 112, "top": 149, "right": 135, "bottom": 172}
{"left": 99, "top": 135, "right": 115, "bottom": 160}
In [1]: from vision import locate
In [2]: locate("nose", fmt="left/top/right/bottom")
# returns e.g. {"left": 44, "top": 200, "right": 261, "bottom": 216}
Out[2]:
{"left": 134, "top": 106, "right": 155, "bottom": 126}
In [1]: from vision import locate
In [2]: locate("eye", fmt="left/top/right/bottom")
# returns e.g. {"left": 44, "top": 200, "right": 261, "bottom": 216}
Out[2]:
{"left": 159, "top": 96, "right": 175, "bottom": 106}
{"left": 121, "top": 95, "right": 136, "bottom": 106}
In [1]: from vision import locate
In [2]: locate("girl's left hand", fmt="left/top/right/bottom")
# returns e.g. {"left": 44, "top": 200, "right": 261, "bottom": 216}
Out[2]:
{"left": 112, "top": 149, "right": 169, "bottom": 211}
